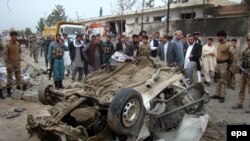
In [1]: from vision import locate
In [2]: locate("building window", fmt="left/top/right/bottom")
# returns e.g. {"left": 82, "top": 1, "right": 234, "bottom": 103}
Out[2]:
{"left": 181, "top": 13, "right": 196, "bottom": 19}
{"left": 153, "top": 16, "right": 162, "bottom": 22}
{"left": 181, "top": 0, "right": 188, "bottom": 3}
{"left": 173, "top": 0, "right": 189, "bottom": 4}
{"left": 146, "top": 17, "right": 149, "bottom": 22}
{"left": 135, "top": 18, "right": 139, "bottom": 23}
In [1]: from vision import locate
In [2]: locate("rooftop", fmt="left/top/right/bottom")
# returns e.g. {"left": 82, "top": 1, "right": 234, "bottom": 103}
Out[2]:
{"left": 78, "top": 0, "right": 237, "bottom": 23}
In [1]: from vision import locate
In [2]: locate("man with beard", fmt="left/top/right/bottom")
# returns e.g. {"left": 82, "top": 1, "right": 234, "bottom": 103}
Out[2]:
{"left": 157, "top": 35, "right": 177, "bottom": 66}
{"left": 116, "top": 35, "right": 134, "bottom": 57}
{"left": 131, "top": 34, "right": 139, "bottom": 57}
{"left": 102, "top": 35, "right": 114, "bottom": 64}
{"left": 69, "top": 34, "right": 86, "bottom": 81}
{"left": 47, "top": 34, "right": 67, "bottom": 89}
{"left": 210, "top": 30, "right": 231, "bottom": 103}
{"left": 183, "top": 34, "right": 202, "bottom": 80}
{"left": 172, "top": 30, "right": 184, "bottom": 68}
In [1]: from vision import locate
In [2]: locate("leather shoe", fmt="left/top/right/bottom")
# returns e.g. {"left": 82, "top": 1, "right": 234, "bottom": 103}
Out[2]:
{"left": 219, "top": 97, "right": 225, "bottom": 103}
{"left": 232, "top": 104, "right": 243, "bottom": 109}
{"left": 210, "top": 95, "right": 221, "bottom": 99}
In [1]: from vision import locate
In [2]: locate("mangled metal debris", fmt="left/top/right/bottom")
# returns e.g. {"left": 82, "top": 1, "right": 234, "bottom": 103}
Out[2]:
{"left": 0, "top": 108, "right": 26, "bottom": 119}
{"left": 26, "top": 56, "right": 209, "bottom": 141}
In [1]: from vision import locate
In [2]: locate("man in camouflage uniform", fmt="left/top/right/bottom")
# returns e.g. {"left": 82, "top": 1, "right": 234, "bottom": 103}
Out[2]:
{"left": 210, "top": 30, "right": 231, "bottom": 103}
{"left": 47, "top": 34, "right": 67, "bottom": 89}
{"left": 102, "top": 35, "right": 114, "bottom": 64}
{"left": 232, "top": 33, "right": 250, "bottom": 111}
{"left": 4, "top": 31, "right": 22, "bottom": 96}
{"left": 31, "top": 36, "right": 40, "bottom": 63}
{"left": 228, "top": 38, "right": 238, "bottom": 90}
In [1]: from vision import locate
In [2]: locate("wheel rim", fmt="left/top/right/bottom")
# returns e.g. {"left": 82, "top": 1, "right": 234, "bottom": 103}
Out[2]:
{"left": 122, "top": 98, "right": 140, "bottom": 128}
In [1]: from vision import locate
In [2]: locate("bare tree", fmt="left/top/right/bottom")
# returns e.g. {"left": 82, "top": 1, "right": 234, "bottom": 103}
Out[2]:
{"left": 111, "top": 0, "right": 137, "bottom": 34}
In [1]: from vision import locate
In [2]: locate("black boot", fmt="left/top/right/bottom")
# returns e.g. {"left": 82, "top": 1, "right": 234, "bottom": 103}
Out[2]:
{"left": 58, "top": 80, "right": 64, "bottom": 89}
{"left": 54, "top": 81, "right": 60, "bottom": 89}
{"left": 0, "top": 89, "right": 5, "bottom": 99}
{"left": 7, "top": 88, "right": 12, "bottom": 97}
{"left": 16, "top": 85, "right": 21, "bottom": 90}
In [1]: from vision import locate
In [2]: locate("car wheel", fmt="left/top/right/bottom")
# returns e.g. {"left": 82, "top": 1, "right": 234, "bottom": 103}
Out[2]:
{"left": 38, "top": 85, "right": 49, "bottom": 105}
{"left": 108, "top": 88, "right": 145, "bottom": 136}
{"left": 28, "top": 135, "right": 40, "bottom": 141}
{"left": 38, "top": 85, "right": 56, "bottom": 105}
{"left": 185, "top": 61, "right": 199, "bottom": 84}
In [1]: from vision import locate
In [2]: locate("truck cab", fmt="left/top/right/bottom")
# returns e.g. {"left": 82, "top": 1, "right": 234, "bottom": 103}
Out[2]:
{"left": 59, "top": 24, "right": 84, "bottom": 41}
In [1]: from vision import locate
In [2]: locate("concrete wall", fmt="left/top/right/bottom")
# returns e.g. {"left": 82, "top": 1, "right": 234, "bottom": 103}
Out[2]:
{"left": 127, "top": 16, "right": 248, "bottom": 37}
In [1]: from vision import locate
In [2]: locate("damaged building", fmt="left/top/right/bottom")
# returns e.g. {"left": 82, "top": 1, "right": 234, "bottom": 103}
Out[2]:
{"left": 79, "top": 0, "right": 249, "bottom": 37}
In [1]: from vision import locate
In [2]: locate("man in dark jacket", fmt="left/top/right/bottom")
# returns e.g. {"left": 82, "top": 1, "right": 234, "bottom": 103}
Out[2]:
{"left": 131, "top": 34, "right": 139, "bottom": 57}
{"left": 102, "top": 35, "right": 114, "bottom": 64}
{"left": 150, "top": 32, "right": 160, "bottom": 57}
{"left": 193, "top": 32, "right": 202, "bottom": 45}
{"left": 157, "top": 35, "right": 177, "bottom": 66}
{"left": 116, "top": 35, "right": 134, "bottom": 57}
{"left": 69, "top": 34, "right": 86, "bottom": 81}
{"left": 183, "top": 34, "right": 202, "bottom": 79}
{"left": 86, "top": 36, "right": 103, "bottom": 73}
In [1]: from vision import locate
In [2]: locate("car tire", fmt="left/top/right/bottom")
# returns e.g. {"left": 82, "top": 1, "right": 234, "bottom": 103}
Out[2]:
{"left": 108, "top": 88, "right": 145, "bottom": 136}
{"left": 185, "top": 61, "right": 199, "bottom": 84}
{"left": 38, "top": 85, "right": 56, "bottom": 106}
{"left": 38, "top": 85, "right": 49, "bottom": 105}
{"left": 28, "top": 134, "right": 40, "bottom": 141}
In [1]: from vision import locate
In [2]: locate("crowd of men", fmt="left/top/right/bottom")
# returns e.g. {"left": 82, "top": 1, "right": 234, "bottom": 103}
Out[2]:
{"left": 0, "top": 29, "right": 250, "bottom": 114}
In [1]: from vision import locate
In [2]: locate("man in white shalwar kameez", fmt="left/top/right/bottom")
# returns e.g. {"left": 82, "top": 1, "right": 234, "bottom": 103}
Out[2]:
{"left": 62, "top": 33, "right": 71, "bottom": 76}
{"left": 202, "top": 38, "right": 217, "bottom": 85}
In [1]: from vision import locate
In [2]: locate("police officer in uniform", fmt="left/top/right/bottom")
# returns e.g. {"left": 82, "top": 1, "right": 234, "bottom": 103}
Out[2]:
{"left": 232, "top": 33, "right": 250, "bottom": 111}
{"left": 4, "top": 31, "right": 22, "bottom": 96}
{"left": 102, "top": 35, "right": 114, "bottom": 64}
{"left": 47, "top": 34, "right": 67, "bottom": 89}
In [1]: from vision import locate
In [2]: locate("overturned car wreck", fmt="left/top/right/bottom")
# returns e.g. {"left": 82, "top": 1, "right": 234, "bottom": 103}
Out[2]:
{"left": 27, "top": 56, "right": 209, "bottom": 141}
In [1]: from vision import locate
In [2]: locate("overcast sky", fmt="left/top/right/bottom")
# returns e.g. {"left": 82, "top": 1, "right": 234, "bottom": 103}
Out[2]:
{"left": 0, "top": 0, "right": 240, "bottom": 32}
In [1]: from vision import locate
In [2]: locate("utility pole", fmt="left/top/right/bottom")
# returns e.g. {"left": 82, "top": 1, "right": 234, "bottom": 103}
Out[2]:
{"left": 166, "top": 0, "right": 171, "bottom": 34}
{"left": 202, "top": 0, "right": 206, "bottom": 37}
{"left": 141, "top": 0, "right": 145, "bottom": 31}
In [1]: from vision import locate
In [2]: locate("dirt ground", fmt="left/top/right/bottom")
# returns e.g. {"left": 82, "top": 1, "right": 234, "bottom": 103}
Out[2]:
{"left": 0, "top": 99, "right": 49, "bottom": 141}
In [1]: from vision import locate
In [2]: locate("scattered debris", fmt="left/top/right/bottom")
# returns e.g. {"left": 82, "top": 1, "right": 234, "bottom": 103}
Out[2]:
{"left": 14, "top": 108, "right": 26, "bottom": 112}
{"left": 5, "top": 112, "right": 20, "bottom": 119}
{"left": 0, "top": 108, "right": 26, "bottom": 119}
